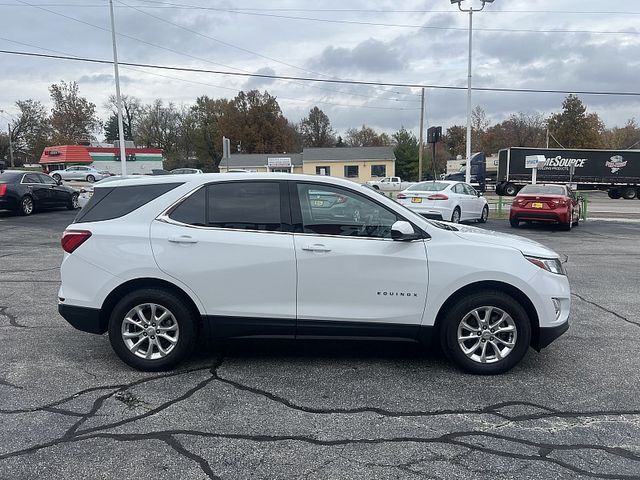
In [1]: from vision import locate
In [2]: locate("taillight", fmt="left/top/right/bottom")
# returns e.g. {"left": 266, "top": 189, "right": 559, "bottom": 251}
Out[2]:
{"left": 552, "top": 199, "right": 567, "bottom": 206}
{"left": 427, "top": 193, "right": 448, "bottom": 200}
{"left": 0, "top": 184, "right": 7, "bottom": 197}
{"left": 397, "top": 193, "right": 407, "bottom": 199}
{"left": 61, "top": 230, "right": 92, "bottom": 253}
{"left": 512, "top": 198, "right": 524, "bottom": 205}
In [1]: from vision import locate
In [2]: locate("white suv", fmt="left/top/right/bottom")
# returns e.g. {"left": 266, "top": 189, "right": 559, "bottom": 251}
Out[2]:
{"left": 58, "top": 173, "right": 570, "bottom": 373}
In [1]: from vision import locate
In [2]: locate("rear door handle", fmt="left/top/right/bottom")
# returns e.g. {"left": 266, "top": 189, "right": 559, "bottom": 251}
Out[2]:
{"left": 302, "top": 244, "right": 331, "bottom": 253}
{"left": 168, "top": 235, "right": 198, "bottom": 244}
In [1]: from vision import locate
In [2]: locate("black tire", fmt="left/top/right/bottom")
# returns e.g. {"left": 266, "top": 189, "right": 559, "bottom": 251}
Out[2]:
{"left": 622, "top": 187, "right": 637, "bottom": 200}
{"left": 108, "top": 288, "right": 198, "bottom": 371}
{"left": 607, "top": 188, "right": 621, "bottom": 199}
{"left": 52, "top": 173, "right": 62, "bottom": 182}
{"left": 451, "top": 207, "right": 461, "bottom": 223}
{"left": 495, "top": 183, "right": 505, "bottom": 196}
{"left": 504, "top": 183, "right": 518, "bottom": 196}
{"left": 67, "top": 193, "right": 79, "bottom": 210}
{"left": 372, "top": 185, "right": 380, "bottom": 190}
{"left": 86, "top": 174, "right": 95, "bottom": 183}
{"left": 18, "top": 195, "right": 34, "bottom": 216}
{"left": 439, "top": 290, "right": 531, "bottom": 374}
{"left": 509, "top": 218, "right": 519, "bottom": 228}
{"left": 478, "top": 205, "right": 489, "bottom": 223}
{"left": 561, "top": 210, "right": 573, "bottom": 231}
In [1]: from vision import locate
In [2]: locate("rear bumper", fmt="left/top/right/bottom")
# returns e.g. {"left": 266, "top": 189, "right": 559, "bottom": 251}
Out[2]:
{"left": 58, "top": 303, "right": 107, "bottom": 334}
{"left": 534, "top": 320, "right": 569, "bottom": 350}
{"left": 0, "top": 197, "right": 17, "bottom": 211}
{"left": 510, "top": 207, "right": 570, "bottom": 223}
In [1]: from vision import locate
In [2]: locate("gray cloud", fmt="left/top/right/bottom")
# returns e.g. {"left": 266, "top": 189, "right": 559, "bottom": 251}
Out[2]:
{"left": 244, "top": 67, "right": 276, "bottom": 89}
{"left": 310, "top": 38, "right": 406, "bottom": 74}
{"left": 78, "top": 73, "right": 131, "bottom": 84}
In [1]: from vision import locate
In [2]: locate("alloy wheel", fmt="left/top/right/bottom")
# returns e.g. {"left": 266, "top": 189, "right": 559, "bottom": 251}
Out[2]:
{"left": 451, "top": 208, "right": 461, "bottom": 223}
{"left": 22, "top": 197, "right": 33, "bottom": 215}
{"left": 456, "top": 306, "right": 517, "bottom": 364}
{"left": 121, "top": 303, "right": 180, "bottom": 360}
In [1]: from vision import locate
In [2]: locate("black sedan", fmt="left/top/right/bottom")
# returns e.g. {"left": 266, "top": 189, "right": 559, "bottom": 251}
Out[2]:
{"left": 0, "top": 170, "right": 79, "bottom": 215}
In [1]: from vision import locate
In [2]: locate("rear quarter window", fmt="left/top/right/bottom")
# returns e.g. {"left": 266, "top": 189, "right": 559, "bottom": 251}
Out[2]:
{"left": 75, "top": 183, "right": 182, "bottom": 223}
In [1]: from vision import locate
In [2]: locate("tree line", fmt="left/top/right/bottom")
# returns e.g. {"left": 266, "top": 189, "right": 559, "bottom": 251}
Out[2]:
{"left": 1, "top": 81, "right": 638, "bottom": 179}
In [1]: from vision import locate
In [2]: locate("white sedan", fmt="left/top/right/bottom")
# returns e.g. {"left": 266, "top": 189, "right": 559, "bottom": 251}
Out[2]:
{"left": 50, "top": 166, "right": 111, "bottom": 183}
{"left": 397, "top": 180, "right": 489, "bottom": 223}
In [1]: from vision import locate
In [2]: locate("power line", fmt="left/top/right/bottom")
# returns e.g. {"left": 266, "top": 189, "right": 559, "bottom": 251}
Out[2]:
{"left": 131, "top": 0, "right": 640, "bottom": 36}
{"left": 3, "top": 49, "right": 640, "bottom": 98}
{"left": 115, "top": 0, "right": 417, "bottom": 102}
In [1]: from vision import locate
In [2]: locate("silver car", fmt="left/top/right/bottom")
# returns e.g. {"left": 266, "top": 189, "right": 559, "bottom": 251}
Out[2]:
{"left": 77, "top": 175, "right": 144, "bottom": 208}
{"left": 50, "top": 166, "right": 110, "bottom": 183}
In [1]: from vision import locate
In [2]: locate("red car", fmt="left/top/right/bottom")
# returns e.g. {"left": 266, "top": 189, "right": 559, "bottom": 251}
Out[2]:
{"left": 509, "top": 184, "right": 581, "bottom": 230}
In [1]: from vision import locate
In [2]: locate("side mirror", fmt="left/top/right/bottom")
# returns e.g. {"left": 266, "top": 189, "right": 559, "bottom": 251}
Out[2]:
{"left": 391, "top": 221, "right": 420, "bottom": 241}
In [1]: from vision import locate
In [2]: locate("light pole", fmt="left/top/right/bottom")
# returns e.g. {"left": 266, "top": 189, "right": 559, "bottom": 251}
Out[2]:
{"left": 451, "top": 0, "right": 494, "bottom": 184}
{"left": 109, "top": 0, "right": 127, "bottom": 176}
{"left": 0, "top": 110, "right": 15, "bottom": 167}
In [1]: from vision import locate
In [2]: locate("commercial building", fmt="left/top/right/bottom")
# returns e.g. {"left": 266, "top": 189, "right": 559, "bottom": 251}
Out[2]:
{"left": 39, "top": 144, "right": 164, "bottom": 175}
{"left": 219, "top": 146, "right": 395, "bottom": 183}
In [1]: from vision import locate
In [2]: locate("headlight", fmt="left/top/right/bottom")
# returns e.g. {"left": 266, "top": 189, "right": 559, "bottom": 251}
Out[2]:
{"left": 525, "top": 255, "right": 566, "bottom": 275}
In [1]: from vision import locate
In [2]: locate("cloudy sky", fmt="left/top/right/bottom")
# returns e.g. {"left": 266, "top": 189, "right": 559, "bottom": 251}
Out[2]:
{"left": 0, "top": 0, "right": 639, "bottom": 139}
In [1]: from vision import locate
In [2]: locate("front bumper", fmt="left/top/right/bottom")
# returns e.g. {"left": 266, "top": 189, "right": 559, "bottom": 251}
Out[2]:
{"left": 534, "top": 319, "right": 569, "bottom": 350}
{"left": 58, "top": 303, "right": 107, "bottom": 334}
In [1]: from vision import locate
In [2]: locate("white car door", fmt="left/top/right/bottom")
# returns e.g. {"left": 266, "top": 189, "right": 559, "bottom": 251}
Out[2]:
{"left": 150, "top": 181, "right": 297, "bottom": 336}
{"left": 450, "top": 183, "right": 469, "bottom": 219}
{"left": 292, "top": 182, "right": 429, "bottom": 335}
{"left": 463, "top": 184, "right": 484, "bottom": 218}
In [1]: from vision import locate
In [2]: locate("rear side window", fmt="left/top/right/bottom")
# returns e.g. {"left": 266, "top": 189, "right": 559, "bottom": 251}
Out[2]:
{"left": 168, "top": 187, "right": 206, "bottom": 226}
{"left": 75, "top": 183, "right": 182, "bottom": 223}
{"left": 207, "top": 182, "right": 282, "bottom": 231}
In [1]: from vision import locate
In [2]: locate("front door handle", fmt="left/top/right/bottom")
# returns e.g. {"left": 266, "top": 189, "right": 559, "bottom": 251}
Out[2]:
{"left": 168, "top": 235, "right": 198, "bottom": 244}
{"left": 302, "top": 244, "right": 331, "bottom": 253}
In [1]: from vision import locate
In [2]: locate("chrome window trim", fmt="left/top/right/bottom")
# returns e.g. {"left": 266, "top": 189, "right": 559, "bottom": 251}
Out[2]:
{"left": 20, "top": 174, "right": 42, "bottom": 185}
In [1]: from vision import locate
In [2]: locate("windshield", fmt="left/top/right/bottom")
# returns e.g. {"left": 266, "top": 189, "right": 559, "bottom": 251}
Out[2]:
{"left": 519, "top": 185, "right": 565, "bottom": 195}
{"left": 407, "top": 181, "right": 448, "bottom": 192}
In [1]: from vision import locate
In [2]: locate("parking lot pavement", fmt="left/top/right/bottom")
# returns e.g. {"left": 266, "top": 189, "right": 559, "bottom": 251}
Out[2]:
{"left": 1, "top": 210, "right": 639, "bottom": 479}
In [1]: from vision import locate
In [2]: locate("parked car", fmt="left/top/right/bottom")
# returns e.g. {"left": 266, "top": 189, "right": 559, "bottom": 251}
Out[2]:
{"left": 0, "top": 170, "right": 78, "bottom": 215}
{"left": 396, "top": 181, "right": 489, "bottom": 223}
{"left": 50, "top": 166, "right": 110, "bottom": 183}
{"left": 366, "top": 176, "right": 415, "bottom": 192}
{"left": 170, "top": 168, "right": 203, "bottom": 175}
{"left": 510, "top": 184, "right": 581, "bottom": 230}
{"left": 58, "top": 173, "right": 570, "bottom": 374}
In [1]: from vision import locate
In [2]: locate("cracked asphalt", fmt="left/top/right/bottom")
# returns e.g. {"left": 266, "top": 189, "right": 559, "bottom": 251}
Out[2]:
{"left": 1, "top": 209, "right": 639, "bottom": 479}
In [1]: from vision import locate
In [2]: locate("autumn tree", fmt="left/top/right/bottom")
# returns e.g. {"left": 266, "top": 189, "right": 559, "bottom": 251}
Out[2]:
{"left": 444, "top": 125, "right": 466, "bottom": 158}
{"left": 299, "top": 106, "right": 335, "bottom": 147}
{"left": 136, "top": 100, "right": 180, "bottom": 155}
{"left": 345, "top": 125, "right": 391, "bottom": 147}
{"left": 8, "top": 100, "right": 51, "bottom": 164}
{"left": 602, "top": 118, "right": 640, "bottom": 150}
{"left": 485, "top": 112, "right": 546, "bottom": 152}
{"left": 547, "top": 94, "right": 604, "bottom": 148}
{"left": 392, "top": 127, "right": 419, "bottom": 181}
{"left": 471, "top": 105, "right": 489, "bottom": 153}
{"left": 190, "top": 96, "right": 230, "bottom": 171}
{"left": 49, "top": 81, "right": 99, "bottom": 144}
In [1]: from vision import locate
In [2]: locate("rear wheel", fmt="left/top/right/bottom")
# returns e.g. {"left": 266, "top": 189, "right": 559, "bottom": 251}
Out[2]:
{"left": 622, "top": 187, "right": 637, "bottom": 200}
{"left": 607, "top": 188, "right": 621, "bottom": 199}
{"left": 440, "top": 290, "right": 531, "bottom": 374}
{"left": 495, "top": 183, "right": 505, "bottom": 196}
{"left": 451, "top": 207, "right": 461, "bottom": 224}
{"left": 86, "top": 174, "right": 95, "bottom": 183}
{"left": 504, "top": 183, "right": 518, "bottom": 196}
{"left": 18, "top": 195, "right": 34, "bottom": 216}
{"left": 509, "top": 218, "right": 519, "bottom": 228}
{"left": 52, "top": 173, "right": 62, "bottom": 182}
{"left": 561, "top": 212, "right": 573, "bottom": 231}
{"left": 478, "top": 205, "right": 489, "bottom": 223}
{"left": 108, "top": 288, "right": 197, "bottom": 371}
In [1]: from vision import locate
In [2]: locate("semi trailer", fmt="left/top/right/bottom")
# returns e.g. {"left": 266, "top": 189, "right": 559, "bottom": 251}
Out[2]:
{"left": 495, "top": 147, "right": 640, "bottom": 198}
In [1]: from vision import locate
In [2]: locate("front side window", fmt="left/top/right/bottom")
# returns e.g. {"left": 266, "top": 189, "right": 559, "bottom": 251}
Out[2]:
{"left": 452, "top": 184, "right": 464, "bottom": 194}
{"left": 344, "top": 165, "right": 359, "bottom": 178}
{"left": 38, "top": 174, "right": 57, "bottom": 185}
{"left": 207, "top": 182, "right": 282, "bottom": 231}
{"left": 315, "top": 166, "right": 330, "bottom": 176}
{"left": 296, "top": 183, "right": 397, "bottom": 239}
{"left": 371, "top": 165, "right": 386, "bottom": 177}
{"left": 463, "top": 184, "right": 477, "bottom": 196}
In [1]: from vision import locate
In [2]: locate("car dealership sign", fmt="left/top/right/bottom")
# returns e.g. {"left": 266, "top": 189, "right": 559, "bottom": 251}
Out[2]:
{"left": 267, "top": 157, "right": 292, "bottom": 167}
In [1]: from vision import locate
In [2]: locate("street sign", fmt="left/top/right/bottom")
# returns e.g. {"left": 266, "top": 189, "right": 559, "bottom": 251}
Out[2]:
{"left": 427, "top": 126, "right": 442, "bottom": 144}
{"left": 525, "top": 154, "right": 546, "bottom": 168}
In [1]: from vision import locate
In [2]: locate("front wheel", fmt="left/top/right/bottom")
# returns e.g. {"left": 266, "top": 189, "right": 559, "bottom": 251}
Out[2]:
{"left": 86, "top": 174, "right": 95, "bottom": 183}
{"left": 440, "top": 290, "right": 531, "bottom": 374}
{"left": 478, "top": 205, "right": 489, "bottom": 223}
{"left": 67, "top": 193, "right": 79, "bottom": 210}
{"left": 108, "top": 288, "right": 197, "bottom": 371}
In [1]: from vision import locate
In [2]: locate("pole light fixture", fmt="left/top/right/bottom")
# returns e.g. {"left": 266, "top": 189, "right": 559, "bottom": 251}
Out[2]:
{"left": 451, "top": 0, "right": 494, "bottom": 184}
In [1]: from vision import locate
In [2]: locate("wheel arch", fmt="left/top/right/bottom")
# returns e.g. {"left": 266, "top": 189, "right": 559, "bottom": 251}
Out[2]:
{"left": 99, "top": 277, "right": 203, "bottom": 334}
{"left": 433, "top": 280, "right": 540, "bottom": 349}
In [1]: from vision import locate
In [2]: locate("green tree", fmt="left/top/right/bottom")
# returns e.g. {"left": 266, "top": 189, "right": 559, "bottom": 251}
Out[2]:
{"left": 190, "top": 95, "right": 229, "bottom": 172}
{"left": 547, "top": 94, "right": 604, "bottom": 148}
{"left": 10, "top": 99, "right": 51, "bottom": 164}
{"left": 392, "top": 127, "right": 419, "bottom": 181}
{"left": 299, "top": 106, "right": 335, "bottom": 147}
{"left": 444, "top": 125, "right": 466, "bottom": 158}
{"left": 335, "top": 135, "right": 345, "bottom": 147}
{"left": 103, "top": 94, "right": 142, "bottom": 142}
{"left": 49, "top": 81, "right": 99, "bottom": 144}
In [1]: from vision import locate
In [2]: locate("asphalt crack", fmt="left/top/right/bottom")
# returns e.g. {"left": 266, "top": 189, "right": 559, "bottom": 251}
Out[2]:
{"left": 572, "top": 292, "right": 640, "bottom": 328}
{"left": 0, "top": 305, "right": 29, "bottom": 328}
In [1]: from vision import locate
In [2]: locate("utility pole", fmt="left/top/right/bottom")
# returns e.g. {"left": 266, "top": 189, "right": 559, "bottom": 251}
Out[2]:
{"left": 109, "top": 0, "right": 127, "bottom": 176}
{"left": 546, "top": 126, "right": 549, "bottom": 148}
{"left": 418, "top": 87, "right": 425, "bottom": 181}
{"left": 7, "top": 123, "right": 14, "bottom": 168}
